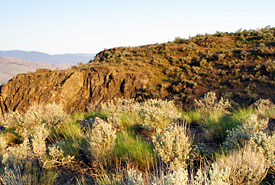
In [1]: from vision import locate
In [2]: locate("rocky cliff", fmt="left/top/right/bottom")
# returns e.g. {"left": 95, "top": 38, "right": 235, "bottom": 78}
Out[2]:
{"left": 0, "top": 66, "right": 149, "bottom": 118}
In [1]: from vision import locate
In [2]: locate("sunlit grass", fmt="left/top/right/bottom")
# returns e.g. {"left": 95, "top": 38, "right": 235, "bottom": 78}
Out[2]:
{"left": 114, "top": 130, "right": 158, "bottom": 171}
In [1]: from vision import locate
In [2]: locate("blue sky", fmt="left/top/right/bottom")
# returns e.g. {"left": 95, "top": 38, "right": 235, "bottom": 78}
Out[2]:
{"left": 0, "top": 0, "right": 274, "bottom": 54}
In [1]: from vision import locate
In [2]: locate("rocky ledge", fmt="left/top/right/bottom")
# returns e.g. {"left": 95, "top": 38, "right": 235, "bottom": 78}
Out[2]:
{"left": 0, "top": 66, "right": 149, "bottom": 118}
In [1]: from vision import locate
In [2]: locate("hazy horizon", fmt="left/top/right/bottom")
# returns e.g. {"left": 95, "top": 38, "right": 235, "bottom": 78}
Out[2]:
{"left": 1, "top": 0, "right": 274, "bottom": 54}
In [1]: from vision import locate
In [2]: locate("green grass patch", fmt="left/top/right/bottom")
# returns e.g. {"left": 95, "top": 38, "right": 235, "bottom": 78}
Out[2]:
{"left": 71, "top": 111, "right": 87, "bottom": 122}
{"left": 205, "top": 116, "right": 239, "bottom": 144}
{"left": 50, "top": 121, "right": 87, "bottom": 158}
{"left": 119, "top": 112, "right": 141, "bottom": 129}
{"left": 232, "top": 107, "right": 256, "bottom": 124}
{"left": 85, "top": 111, "right": 109, "bottom": 120}
{"left": 182, "top": 110, "right": 202, "bottom": 125}
{"left": 114, "top": 130, "right": 158, "bottom": 171}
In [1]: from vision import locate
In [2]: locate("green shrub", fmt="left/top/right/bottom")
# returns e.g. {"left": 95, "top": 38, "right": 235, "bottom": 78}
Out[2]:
{"left": 207, "top": 116, "right": 239, "bottom": 144}
{"left": 182, "top": 110, "right": 202, "bottom": 125}
{"left": 85, "top": 111, "right": 109, "bottom": 120}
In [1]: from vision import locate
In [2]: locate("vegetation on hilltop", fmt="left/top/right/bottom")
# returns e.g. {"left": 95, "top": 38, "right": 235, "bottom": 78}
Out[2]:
{"left": 76, "top": 26, "right": 275, "bottom": 108}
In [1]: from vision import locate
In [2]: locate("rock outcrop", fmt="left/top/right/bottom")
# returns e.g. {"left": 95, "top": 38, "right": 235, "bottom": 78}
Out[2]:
{"left": 0, "top": 66, "right": 149, "bottom": 118}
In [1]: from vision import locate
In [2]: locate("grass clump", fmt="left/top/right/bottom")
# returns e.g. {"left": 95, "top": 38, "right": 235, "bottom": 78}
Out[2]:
{"left": 114, "top": 130, "right": 157, "bottom": 171}
{"left": 231, "top": 107, "right": 256, "bottom": 124}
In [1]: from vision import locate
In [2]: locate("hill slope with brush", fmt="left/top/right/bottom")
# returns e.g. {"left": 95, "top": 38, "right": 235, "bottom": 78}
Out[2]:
{"left": 0, "top": 27, "right": 274, "bottom": 118}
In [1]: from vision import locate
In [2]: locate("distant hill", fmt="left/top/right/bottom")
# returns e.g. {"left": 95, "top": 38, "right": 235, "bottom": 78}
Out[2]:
{"left": 0, "top": 50, "right": 95, "bottom": 65}
{"left": 0, "top": 50, "right": 96, "bottom": 85}
{"left": 0, "top": 56, "right": 71, "bottom": 85}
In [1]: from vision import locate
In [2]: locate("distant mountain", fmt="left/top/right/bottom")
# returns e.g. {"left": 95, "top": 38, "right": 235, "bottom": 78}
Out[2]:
{"left": 0, "top": 50, "right": 95, "bottom": 65}
{"left": 0, "top": 56, "right": 71, "bottom": 85}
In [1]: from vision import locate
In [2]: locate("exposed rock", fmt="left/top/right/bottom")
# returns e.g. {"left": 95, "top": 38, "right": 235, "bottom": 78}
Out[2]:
{"left": 80, "top": 117, "right": 107, "bottom": 131}
{"left": 267, "top": 118, "right": 275, "bottom": 135}
{"left": 0, "top": 66, "right": 149, "bottom": 118}
{"left": 0, "top": 125, "right": 5, "bottom": 132}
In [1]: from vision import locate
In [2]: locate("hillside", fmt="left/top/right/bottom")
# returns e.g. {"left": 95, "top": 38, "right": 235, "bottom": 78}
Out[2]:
{"left": 0, "top": 27, "right": 274, "bottom": 117}
{"left": 88, "top": 26, "right": 275, "bottom": 107}
{"left": 0, "top": 56, "right": 71, "bottom": 85}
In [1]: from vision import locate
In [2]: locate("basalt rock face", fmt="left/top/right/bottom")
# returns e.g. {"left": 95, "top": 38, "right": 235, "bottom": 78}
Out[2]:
{"left": 0, "top": 66, "right": 149, "bottom": 118}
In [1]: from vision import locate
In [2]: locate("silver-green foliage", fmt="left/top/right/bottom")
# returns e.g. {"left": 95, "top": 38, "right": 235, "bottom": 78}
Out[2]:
{"left": 87, "top": 117, "right": 117, "bottom": 162}
{"left": 152, "top": 124, "right": 192, "bottom": 170}
{"left": 223, "top": 114, "right": 268, "bottom": 149}
{"left": 101, "top": 98, "right": 181, "bottom": 129}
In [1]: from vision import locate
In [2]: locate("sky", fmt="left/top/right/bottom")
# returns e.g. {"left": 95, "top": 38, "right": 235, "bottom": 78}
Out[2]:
{"left": 0, "top": 0, "right": 274, "bottom": 55}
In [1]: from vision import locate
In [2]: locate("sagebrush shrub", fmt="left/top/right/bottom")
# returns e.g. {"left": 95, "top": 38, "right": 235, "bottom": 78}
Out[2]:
{"left": 150, "top": 164, "right": 230, "bottom": 185}
{"left": 46, "top": 144, "right": 74, "bottom": 168}
{"left": 152, "top": 124, "right": 192, "bottom": 170}
{"left": 2, "top": 111, "right": 24, "bottom": 136}
{"left": 101, "top": 98, "right": 140, "bottom": 127}
{"left": 2, "top": 137, "right": 30, "bottom": 166}
{"left": 249, "top": 132, "right": 275, "bottom": 171}
{"left": 216, "top": 145, "right": 268, "bottom": 185}
{"left": 101, "top": 98, "right": 181, "bottom": 129}
{"left": 127, "top": 168, "right": 144, "bottom": 185}
{"left": 139, "top": 99, "right": 181, "bottom": 129}
{"left": 2, "top": 103, "right": 68, "bottom": 137}
{"left": 32, "top": 125, "right": 49, "bottom": 160}
{"left": 192, "top": 163, "right": 230, "bottom": 185}
{"left": 161, "top": 168, "right": 189, "bottom": 185}
{"left": 87, "top": 117, "right": 117, "bottom": 162}
{"left": 0, "top": 104, "right": 71, "bottom": 185}
{"left": 223, "top": 114, "right": 268, "bottom": 149}
{"left": 0, "top": 136, "right": 7, "bottom": 154}
{"left": 252, "top": 98, "right": 275, "bottom": 118}
{"left": 194, "top": 91, "right": 231, "bottom": 123}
